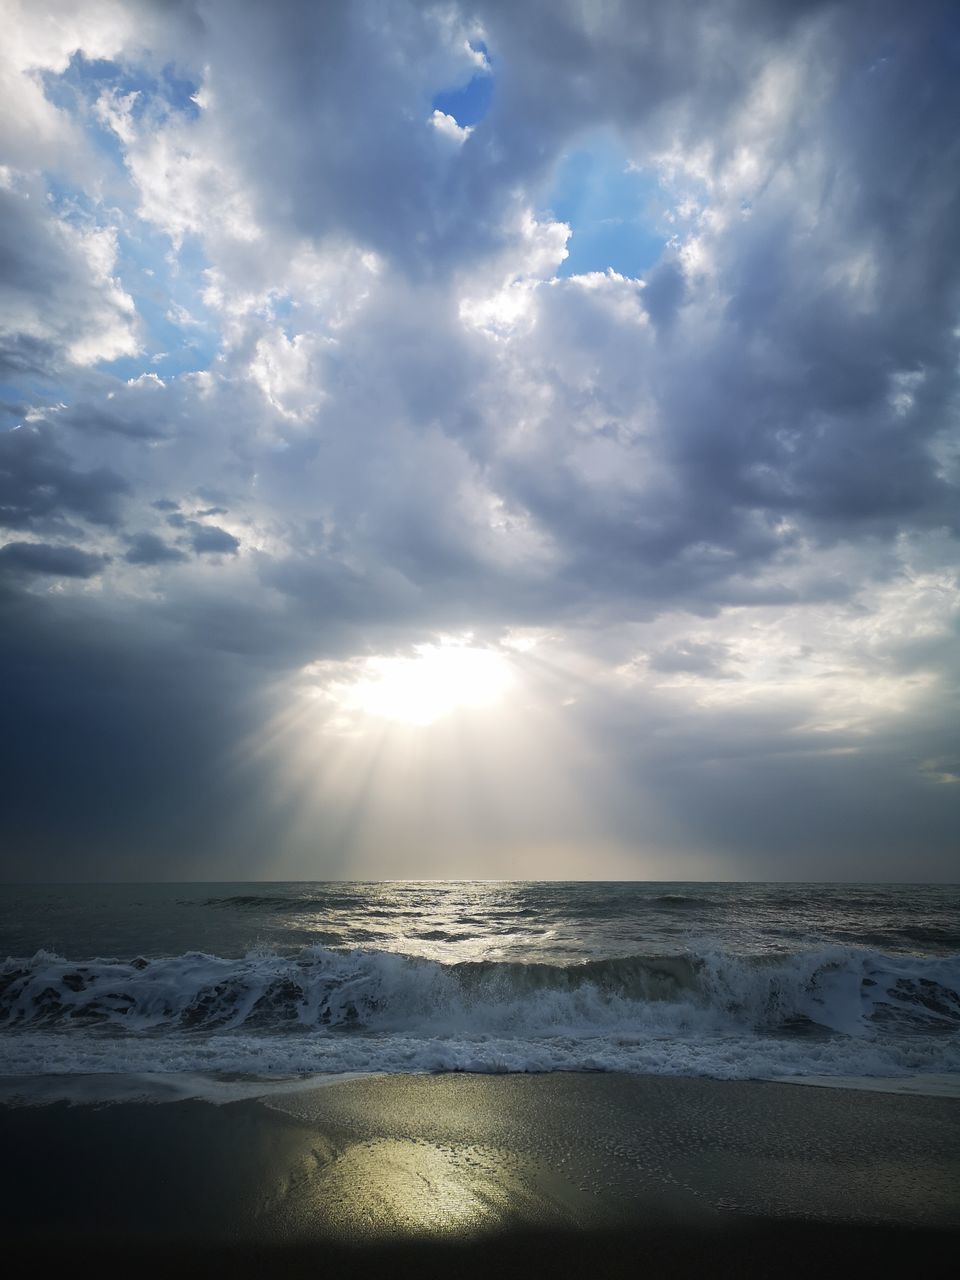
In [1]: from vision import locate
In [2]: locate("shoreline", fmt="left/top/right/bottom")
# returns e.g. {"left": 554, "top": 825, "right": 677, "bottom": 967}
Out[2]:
{"left": 0, "top": 1066, "right": 958, "bottom": 1107}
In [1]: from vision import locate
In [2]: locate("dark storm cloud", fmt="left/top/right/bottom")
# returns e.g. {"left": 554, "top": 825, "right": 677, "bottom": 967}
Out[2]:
{"left": 184, "top": 1, "right": 502, "bottom": 274}
{"left": 160, "top": 513, "right": 240, "bottom": 555}
{"left": 0, "top": 185, "right": 70, "bottom": 294}
{"left": 577, "top": 687, "right": 960, "bottom": 881}
{"left": 0, "top": 587, "right": 276, "bottom": 878}
{"left": 124, "top": 531, "right": 186, "bottom": 564}
{"left": 49, "top": 396, "right": 169, "bottom": 440}
{"left": 0, "top": 426, "right": 128, "bottom": 530}
{"left": 0, "top": 540, "right": 109, "bottom": 578}
{"left": 639, "top": 260, "right": 686, "bottom": 330}
{"left": 187, "top": 522, "right": 239, "bottom": 555}
{"left": 0, "top": 333, "right": 61, "bottom": 381}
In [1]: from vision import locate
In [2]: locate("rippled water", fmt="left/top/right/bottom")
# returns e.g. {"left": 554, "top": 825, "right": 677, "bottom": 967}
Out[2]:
{"left": 2, "top": 881, "right": 958, "bottom": 962}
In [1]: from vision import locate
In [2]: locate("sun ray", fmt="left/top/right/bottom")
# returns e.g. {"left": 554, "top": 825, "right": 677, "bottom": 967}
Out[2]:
{"left": 231, "top": 631, "right": 644, "bottom": 880}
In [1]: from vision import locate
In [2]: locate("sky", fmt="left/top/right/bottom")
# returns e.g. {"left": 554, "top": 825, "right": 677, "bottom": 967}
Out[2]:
{"left": 0, "top": 0, "right": 958, "bottom": 882}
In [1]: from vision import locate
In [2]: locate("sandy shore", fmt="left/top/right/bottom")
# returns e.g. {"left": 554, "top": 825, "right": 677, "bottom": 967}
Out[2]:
{"left": 1, "top": 1072, "right": 958, "bottom": 1275}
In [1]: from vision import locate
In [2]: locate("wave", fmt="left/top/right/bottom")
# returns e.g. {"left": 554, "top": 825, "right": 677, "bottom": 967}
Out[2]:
{"left": 201, "top": 894, "right": 360, "bottom": 913}
{"left": 1, "top": 945, "right": 958, "bottom": 1040}
{"left": 198, "top": 891, "right": 720, "bottom": 915}
{"left": 649, "top": 894, "right": 713, "bottom": 908}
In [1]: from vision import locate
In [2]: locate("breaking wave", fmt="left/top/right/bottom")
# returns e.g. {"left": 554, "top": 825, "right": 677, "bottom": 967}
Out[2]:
{"left": 2, "top": 945, "right": 958, "bottom": 1041}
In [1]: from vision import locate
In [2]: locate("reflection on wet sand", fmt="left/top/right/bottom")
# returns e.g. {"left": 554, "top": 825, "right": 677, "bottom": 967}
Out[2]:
{"left": 0, "top": 1071, "right": 957, "bottom": 1276}
{"left": 303, "top": 1139, "right": 549, "bottom": 1239}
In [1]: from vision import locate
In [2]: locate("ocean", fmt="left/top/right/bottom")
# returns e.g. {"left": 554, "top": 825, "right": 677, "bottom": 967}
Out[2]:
{"left": 1, "top": 882, "right": 958, "bottom": 1089}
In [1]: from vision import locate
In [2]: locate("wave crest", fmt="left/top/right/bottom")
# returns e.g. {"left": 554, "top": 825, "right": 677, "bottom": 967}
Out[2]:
{"left": 2, "top": 945, "right": 958, "bottom": 1039}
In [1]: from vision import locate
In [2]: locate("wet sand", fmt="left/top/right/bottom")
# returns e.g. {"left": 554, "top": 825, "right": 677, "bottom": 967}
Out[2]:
{"left": 1, "top": 1072, "right": 958, "bottom": 1275}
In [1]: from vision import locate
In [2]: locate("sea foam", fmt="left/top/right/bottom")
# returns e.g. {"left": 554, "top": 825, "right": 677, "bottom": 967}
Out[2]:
{"left": 1, "top": 944, "right": 957, "bottom": 1085}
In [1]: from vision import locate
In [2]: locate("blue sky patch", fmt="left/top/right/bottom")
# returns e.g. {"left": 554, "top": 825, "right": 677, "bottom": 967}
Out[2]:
{"left": 431, "top": 48, "right": 493, "bottom": 127}
{"left": 107, "top": 226, "right": 219, "bottom": 378}
{"left": 544, "top": 136, "right": 666, "bottom": 279}
{"left": 44, "top": 137, "right": 218, "bottom": 379}
{"left": 43, "top": 52, "right": 200, "bottom": 120}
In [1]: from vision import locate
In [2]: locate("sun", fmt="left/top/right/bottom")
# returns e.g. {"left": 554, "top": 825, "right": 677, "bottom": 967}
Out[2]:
{"left": 326, "top": 638, "right": 514, "bottom": 727}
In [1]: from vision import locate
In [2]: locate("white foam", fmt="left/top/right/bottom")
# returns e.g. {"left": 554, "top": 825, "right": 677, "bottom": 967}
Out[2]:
{"left": 0, "top": 1069, "right": 376, "bottom": 1106}
{"left": 2, "top": 944, "right": 957, "bottom": 1093}
{"left": 1, "top": 1023, "right": 957, "bottom": 1086}
{"left": 767, "top": 1072, "right": 960, "bottom": 1098}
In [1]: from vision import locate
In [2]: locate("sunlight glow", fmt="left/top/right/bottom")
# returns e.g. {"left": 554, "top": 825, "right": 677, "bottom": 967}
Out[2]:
{"left": 236, "top": 632, "right": 655, "bottom": 879}
{"left": 324, "top": 639, "right": 514, "bottom": 726}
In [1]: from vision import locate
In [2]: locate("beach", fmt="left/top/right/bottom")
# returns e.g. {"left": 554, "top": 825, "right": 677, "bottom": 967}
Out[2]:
{"left": 2, "top": 1071, "right": 957, "bottom": 1276}
{"left": 2, "top": 885, "right": 957, "bottom": 1273}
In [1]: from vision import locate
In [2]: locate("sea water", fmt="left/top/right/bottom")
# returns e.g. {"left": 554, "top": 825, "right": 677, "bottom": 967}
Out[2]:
{"left": 0, "top": 882, "right": 957, "bottom": 1087}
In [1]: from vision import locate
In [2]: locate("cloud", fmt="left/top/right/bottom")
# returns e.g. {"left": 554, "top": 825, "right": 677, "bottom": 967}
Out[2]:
{"left": 0, "top": 181, "right": 139, "bottom": 373}
{"left": 645, "top": 640, "right": 736, "bottom": 678}
{"left": 124, "top": 531, "right": 186, "bottom": 565}
{"left": 0, "top": 539, "right": 108, "bottom": 578}
{"left": 0, "top": 0, "right": 956, "bottom": 876}
{"left": 429, "top": 109, "right": 473, "bottom": 145}
{"left": 0, "top": 425, "right": 129, "bottom": 530}
{"left": 39, "top": 381, "right": 170, "bottom": 440}
{"left": 187, "top": 522, "right": 240, "bottom": 556}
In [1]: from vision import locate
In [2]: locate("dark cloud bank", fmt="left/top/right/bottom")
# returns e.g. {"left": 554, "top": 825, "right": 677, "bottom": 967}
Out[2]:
{"left": 0, "top": 0, "right": 957, "bottom": 879}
